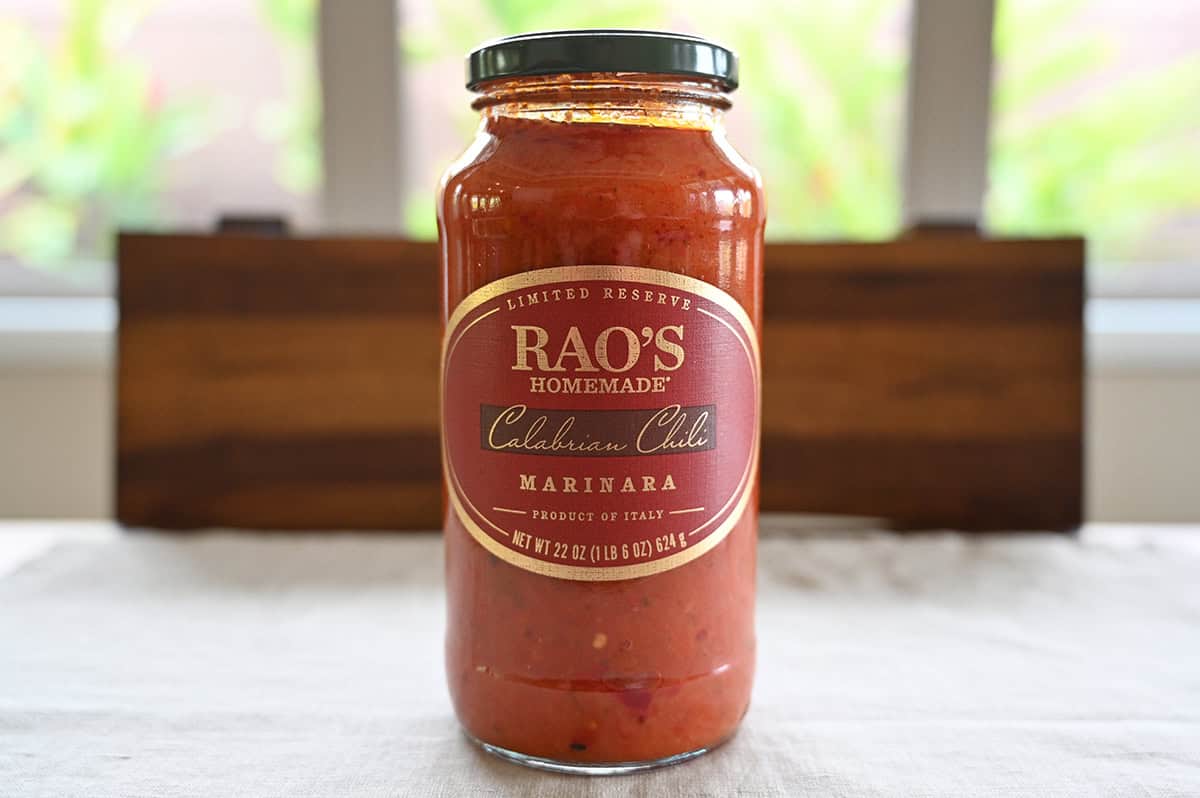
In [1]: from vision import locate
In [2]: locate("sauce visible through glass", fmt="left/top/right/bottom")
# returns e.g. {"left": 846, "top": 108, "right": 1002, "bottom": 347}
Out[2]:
{"left": 439, "top": 75, "right": 764, "bottom": 764}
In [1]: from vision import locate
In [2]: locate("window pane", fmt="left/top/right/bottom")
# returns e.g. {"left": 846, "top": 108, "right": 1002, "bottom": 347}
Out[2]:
{"left": 989, "top": 0, "right": 1200, "bottom": 294}
{"left": 399, "top": 0, "right": 910, "bottom": 242}
{"left": 0, "top": 0, "right": 319, "bottom": 288}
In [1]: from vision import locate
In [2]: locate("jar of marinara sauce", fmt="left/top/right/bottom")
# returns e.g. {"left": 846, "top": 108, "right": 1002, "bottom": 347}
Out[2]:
{"left": 438, "top": 30, "right": 764, "bottom": 774}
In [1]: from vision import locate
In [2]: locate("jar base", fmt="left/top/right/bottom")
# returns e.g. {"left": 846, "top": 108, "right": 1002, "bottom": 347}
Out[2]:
{"left": 468, "top": 733, "right": 714, "bottom": 775}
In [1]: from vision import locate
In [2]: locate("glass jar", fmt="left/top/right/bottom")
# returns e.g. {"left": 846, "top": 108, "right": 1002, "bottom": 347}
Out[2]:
{"left": 438, "top": 30, "right": 765, "bottom": 774}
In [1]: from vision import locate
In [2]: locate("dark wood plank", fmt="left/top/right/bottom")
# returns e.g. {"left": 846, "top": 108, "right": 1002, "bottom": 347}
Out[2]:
{"left": 116, "top": 234, "right": 442, "bottom": 530}
{"left": 761, "top": 437, "right": 1082, "bottom": 531}
{"left": 761, "top": 237, "right": 1084, "bottom": 530}
{"left": 118, "top": 235, "right": 438, "bottom": 317}
{"left": 116, "top": 232, "right": 1084, "bottom": 532}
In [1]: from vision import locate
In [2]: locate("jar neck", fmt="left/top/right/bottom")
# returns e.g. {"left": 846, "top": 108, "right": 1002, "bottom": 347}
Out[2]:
{"left": 472, "top": 73, "right": 730, "bottom": 130}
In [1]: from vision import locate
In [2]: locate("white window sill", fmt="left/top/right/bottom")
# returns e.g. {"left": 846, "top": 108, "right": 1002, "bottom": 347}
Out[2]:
{"left": 0, "top": 297, "right": 1197, "bottom": 376}
{"left": 1085, "top": 299, "right": 1200, "bottom": 375}
{"left": 0, "top": 297, "right": 115, "bottom": 372}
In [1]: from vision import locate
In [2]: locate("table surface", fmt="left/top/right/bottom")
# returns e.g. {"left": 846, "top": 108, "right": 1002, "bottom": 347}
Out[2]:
{"left": 1, "top": 520, "right": 1198, "bottom": 798}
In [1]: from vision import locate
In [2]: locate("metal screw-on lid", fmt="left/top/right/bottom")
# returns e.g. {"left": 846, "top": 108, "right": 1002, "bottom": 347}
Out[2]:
{"left": 467, "top": 30, "right": 738, "bottom": 92}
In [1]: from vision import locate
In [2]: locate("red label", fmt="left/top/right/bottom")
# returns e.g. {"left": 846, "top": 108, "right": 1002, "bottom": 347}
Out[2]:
{"left": 442, "top": 265, "right": 759, "bottom": 580}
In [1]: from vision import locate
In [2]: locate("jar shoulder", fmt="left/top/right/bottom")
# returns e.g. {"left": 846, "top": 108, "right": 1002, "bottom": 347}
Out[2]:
{"left": 439, "top": 123, "right": 764, "bottom": 220}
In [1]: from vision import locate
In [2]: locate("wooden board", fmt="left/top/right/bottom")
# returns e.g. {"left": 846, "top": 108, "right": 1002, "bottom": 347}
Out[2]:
{"left": 117, "top": 235, "right": 443, "bottom": 530}
{"left": 760, "top": 238, "right": 1084, "bottom": 530}
{"left": 116, "top": 233, "right": 1083, "bottom": 531}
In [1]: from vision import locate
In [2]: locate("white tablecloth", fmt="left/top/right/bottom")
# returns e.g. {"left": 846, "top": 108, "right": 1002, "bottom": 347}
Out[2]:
{"left": 1, "top": 520, "right": 1198, "bottom": 797}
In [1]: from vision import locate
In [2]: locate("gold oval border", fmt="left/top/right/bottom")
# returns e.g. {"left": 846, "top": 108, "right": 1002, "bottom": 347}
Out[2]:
{"left": 441, "top": 265, "right": 761, "bottom": 581}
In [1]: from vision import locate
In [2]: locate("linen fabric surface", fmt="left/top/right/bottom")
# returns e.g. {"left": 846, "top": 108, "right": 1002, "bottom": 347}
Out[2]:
{"left": 1, "top": 521, "right": 1197, "bottom": 797}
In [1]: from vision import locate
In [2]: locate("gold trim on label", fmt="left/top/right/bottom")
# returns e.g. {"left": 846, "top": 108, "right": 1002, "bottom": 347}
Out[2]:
{"left": 441, "top": 265, "right": 761, "bottom": 581}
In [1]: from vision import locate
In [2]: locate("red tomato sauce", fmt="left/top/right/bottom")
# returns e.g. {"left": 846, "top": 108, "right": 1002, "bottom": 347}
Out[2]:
{"left": 438, "top": 75, "right": 764, "bottom": 764}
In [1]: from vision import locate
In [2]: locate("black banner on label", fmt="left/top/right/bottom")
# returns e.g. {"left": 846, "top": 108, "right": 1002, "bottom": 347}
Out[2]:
{"left": 479, "top": 403, "right": 717, "bottom": 457}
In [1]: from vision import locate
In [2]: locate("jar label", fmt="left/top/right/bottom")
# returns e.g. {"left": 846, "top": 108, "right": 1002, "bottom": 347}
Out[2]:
{"left": 441, "top": 265, "right": 760, "bottom": 581}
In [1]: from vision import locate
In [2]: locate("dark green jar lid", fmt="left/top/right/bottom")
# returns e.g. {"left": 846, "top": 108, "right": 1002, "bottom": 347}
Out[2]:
{"left": 466, "top": 30, "right": 738, "bottom": 92}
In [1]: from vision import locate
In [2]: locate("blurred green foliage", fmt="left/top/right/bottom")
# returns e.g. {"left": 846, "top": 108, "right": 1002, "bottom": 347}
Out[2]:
{"left": 257, "top": 0, "right": 320, "bottom": 195}
{"left": 698, "top": 0, "right": 905, "bottom": 239}
{"left": 989, "top": 0, "right": 1200, "bottom": 264}
{"left": 0, "top": 0, "right": 318, "bottom": 280}
{"left": 0, "top": 0, "right": 209, "bottom": 277}
{"left": 2, "top": 1, "right": 1196, "bottom": 279}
